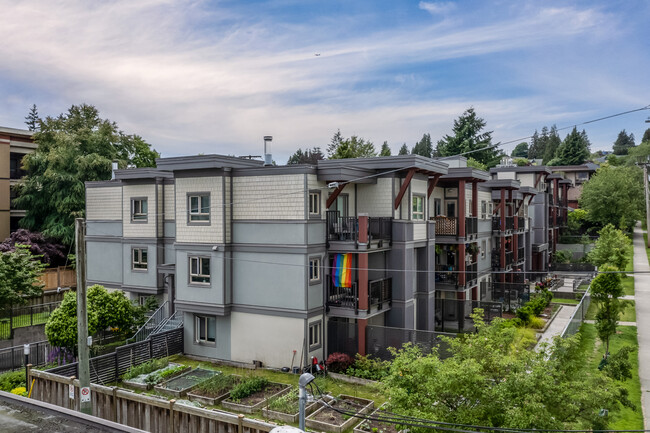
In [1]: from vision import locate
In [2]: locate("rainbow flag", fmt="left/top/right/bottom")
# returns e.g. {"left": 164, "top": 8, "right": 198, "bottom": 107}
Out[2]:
{"left": 332, "top": 253, "right": 352, "bottom": 288}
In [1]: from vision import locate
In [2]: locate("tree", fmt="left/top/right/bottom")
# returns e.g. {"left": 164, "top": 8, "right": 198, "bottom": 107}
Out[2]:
{"left": 379, "top": 141, "right": 391, "bottom": 156}
{"left": 14, "top": 104, "right": 160, "bottom": 245}
{"left": 527, "top": 130, "right": 544, "bottom": 159}
{"left": 0, "top": 245, "right": 46, "bottom": 313}
{"left": 542, "top": 125, "right": 562, "bottom": 164}
{"left": 588, "top": 224, "right": 631, "bottom": 270}
{"left": 327, "top": 130, "right": 376, "bottom": 159}
{"left": 579, "top": 165, "right": 644, "bottom": 231}
{"left": 612, "top": 129, "right": 636, "bottom": 155}
{"left": 436, "top": 108, "right": 502, "bottom": 167}
{"left": 287, "top": 147, "right": 324, "bottom": 164}
{"left": 511, "top": 142, "right": 528, "bottom": 158}
{"left": 411, "top": 134, "right": 432, "bottom": 157}
{"left": 398, "top": 143, "right": 409, "bottom": 155}
{"left": 590, "top": 266, "right": 625, "bottom": 357}
{"left": 642, "top": 128, "right": 650, "bottom": 144}
{"left": 382, "top": 311, "right": 631, "bottom": 429}
{"left": 466, "top": 157, "right": 488, "bottom": 171}
{"left": 0, "top": 229, "right": 67, "bottom": 267}
{"left": 553, "top": 127, "right": 590, "bottom": 166}
{"left": 24, "top": 104, "right": 40, "bottom": 131}
{"left": 45, "top": 285, "right": 146, "bottom": 352}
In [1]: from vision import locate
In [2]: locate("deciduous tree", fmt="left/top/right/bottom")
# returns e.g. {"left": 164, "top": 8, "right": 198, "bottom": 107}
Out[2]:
{"left": 588, "top": 224, "right": 631, "bottom": 270}
{"left": 511, "top": 142, "right": 528, "bottom": 158}
{"left": 14, "top": 104, "right": 160, "bottom": 245}
{"left": 0, "top": 245, "right": 46, "bottom": 312}
{"left": 590, "top": 266, "right": 625, "bottom": 357}
{"left": 0, "top": 229, "right": 67, "bottom": 267}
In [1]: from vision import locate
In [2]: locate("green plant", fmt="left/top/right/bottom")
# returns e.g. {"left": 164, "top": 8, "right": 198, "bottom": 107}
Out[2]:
{"left": 529, "top": 316, "right": 545, "bottom": 329}
{"left": 345, "top": 354, "right": 391, "bottom": 381}
{"left": 326, "top": 352, "right": 353, "bottom": 373}
{"left": 122, "top": 358, "right": 169, "bottom": 381}
{"left": 0, "top": 370, "right": 25, "bottom": 392}
{"left": 145, "top": 364, "right": 186, "bottom": 385}
{"left": 10, "top": 386, "right": 27, "bottom": 396}
{"left": 195, "top": 373, "right": 240, "bottom": 395}
{"left": 267, "top": 388, "right": 299, "bottom": 413}
{"left": 229, "top": 377, "right": 269, "bottom": 401}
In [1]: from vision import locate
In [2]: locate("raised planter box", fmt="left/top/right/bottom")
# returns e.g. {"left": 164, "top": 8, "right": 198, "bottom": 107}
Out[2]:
{"left": 154, "top": 368, "right": 217, "bottom": 398}
{"left": 222, "top": 382, "right": 290, "bottom": 414}
{"left": 306, "top": 394, "right": 374, "bottom": 433}
{"left": 123, "top": 364, "right": 190, "bottom": 391}
{"left": 354, "top": 403, "right": 402, "bottom": 433}
{"left": 261, "top": 390, "right": 326, "bottom": 424}
{"left": 328, "top": 372, "right": 380, "bottom": 386}
{"left": 187, "top": 374, "right": 242, "bottom": 406}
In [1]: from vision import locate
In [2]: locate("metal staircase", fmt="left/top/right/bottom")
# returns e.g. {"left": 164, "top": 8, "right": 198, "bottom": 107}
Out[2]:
{"left": 127, "top": 301, "right": 169, "bottom": 343}
{"left": 152, "top": 310, "right": 183, "bottom": 334}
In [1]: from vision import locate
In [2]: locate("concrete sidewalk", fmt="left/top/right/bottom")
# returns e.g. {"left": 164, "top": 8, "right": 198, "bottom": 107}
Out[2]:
{"left": 632, "top": 224, "right": 650, "bottom": 429}
{"left": 534, "top": 304, "right": 577, "bottom": 351}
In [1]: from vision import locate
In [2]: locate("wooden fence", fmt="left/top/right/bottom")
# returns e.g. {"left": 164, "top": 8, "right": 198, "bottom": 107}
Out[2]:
{"left": 39, "top": 266, "right": 76, "bottom": 290}
{"left": 48, "top": 328, "right": 184, "bottom": 385}
{"left": 29, "top": 368, "right": 276, "bottom": 433}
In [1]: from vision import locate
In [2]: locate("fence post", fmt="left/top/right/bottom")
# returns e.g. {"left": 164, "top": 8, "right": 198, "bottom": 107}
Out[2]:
{"left": 149, "top": 338, "right": 153, "bottom": 360}
{"left": 30, "top": 305, "right": 33, "bottom": 326}
{"left": 26, "top": 364, "right": 32, "bottom": 394}
{"left": 238, "top": 413, "right": 244, "bottom": 433}
{"left": 112, "top": 386, "right": 118, "bottom": 422}
{"left": 168, "top": 399, "right": 176, "bottom": 433}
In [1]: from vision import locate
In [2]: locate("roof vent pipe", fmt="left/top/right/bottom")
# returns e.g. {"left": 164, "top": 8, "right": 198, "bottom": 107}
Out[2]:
{"left": 263, "top": 136, "right": 273, "bottom": 166}
{"left": 111, "top": 160, "right": 119, "bottom": 180}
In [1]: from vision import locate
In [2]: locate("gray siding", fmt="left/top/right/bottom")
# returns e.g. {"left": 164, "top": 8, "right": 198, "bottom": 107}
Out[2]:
{"left": 86, "top": 241, "right": 122, "bottom": 285}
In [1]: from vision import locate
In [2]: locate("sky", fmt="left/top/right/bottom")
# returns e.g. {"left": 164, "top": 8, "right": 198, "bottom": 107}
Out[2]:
{"left": 1, "top": 0, "right": 649, "bottom": 163}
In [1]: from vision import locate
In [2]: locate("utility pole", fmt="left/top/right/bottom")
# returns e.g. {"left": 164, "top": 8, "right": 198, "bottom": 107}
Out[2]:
{"left": 75, "top": 218, "right": 91, "bottom": 415}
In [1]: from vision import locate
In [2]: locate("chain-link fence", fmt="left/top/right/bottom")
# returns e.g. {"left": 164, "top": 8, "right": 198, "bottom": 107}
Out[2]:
{"left": 561, "top": 289, "right": 591, "bottom": 338}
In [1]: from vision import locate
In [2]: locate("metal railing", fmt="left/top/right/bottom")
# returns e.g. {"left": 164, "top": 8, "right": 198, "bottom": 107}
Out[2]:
{"left": 0, "top": 301, "right": 61, "bottom": 340}
{"left": 518, "top": 216, "right": 525, "bottom": 229}
{"left": 327, "top": 281, "right": 359, "bottom": 312}
{"left": 492, "top": 216, "right": 515, "bottom": 232}
{"left": 368, "top": 278, "right": 392, "bottom": 312}
{"left": 127, "top": 301, "right": 168, "bottom": 343}
{"left": 326, "top": 211, "right": 392, "bottom": 243}
{"left": 465, "top": 217, "right": 478, "bottom": 236}
{"left": 368, "top": 217, "right": 392, "bottom": 242}
{"left": 561, "top": 288, "right": 591, "bottom": 338}
{"left": 0, "top": 340, "right": 55, "bottom": 374}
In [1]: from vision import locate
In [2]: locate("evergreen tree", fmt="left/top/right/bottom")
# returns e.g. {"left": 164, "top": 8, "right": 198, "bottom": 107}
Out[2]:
{"left": 511, "top": 142, "right": 528, "bottom": 158}
{"left": 412, "top": 133, "right": 432, "bottom": 157}
{"left": 527, "top": 130, "right": 542, "bottom": 159}
{"left": 612, "top": 130, "right": 636, "bottom": 155}
{"left": 287, "top": 147, "right": 325, "bottom": 164}
{"left": 380, "top": 141, "right": 391, "bottom": 156}
{"left": 542, "top": 125, "right": 561, "bottom": 164}
{"left": 436, "top": 108, "right": 501, "bottom": 167}
{"left": 326, "top": 129, "right": 344, "bottom": 158}
{"left": 554, "top": 127, "right": 590, "bottom": 166}
{"left": 398, "top": 143, "right": 409, "bottom": 155}
{"left": 327, "top": 130, "right": 376, "bottom": 159}
{"left": 24, "top": 104, "right": 40, "bottom": 131}
{"left": 643, "top": 128, "right": 650, "bottom": 143}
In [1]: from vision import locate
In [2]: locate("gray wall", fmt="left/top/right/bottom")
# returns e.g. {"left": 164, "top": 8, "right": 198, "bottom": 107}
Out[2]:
{"left": 86, "top": 240, "right": 122, "bottom": 285}
{"left": 182, "top": 312, "right": 231, "bottom": 360}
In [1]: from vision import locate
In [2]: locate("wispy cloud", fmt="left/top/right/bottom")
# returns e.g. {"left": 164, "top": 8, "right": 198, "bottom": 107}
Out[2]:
{"left": 419, "top": 1, "right": 456, "bottom": 16}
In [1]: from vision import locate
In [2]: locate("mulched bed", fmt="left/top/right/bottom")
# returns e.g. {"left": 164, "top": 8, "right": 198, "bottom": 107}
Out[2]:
{"left": 311, "top": 397, "right": 362, "bottom": 425}
{"left": 233, "top": 383, "right": 286, "bottom": 405}
{"left": 357, "top": 418, "right": 401, "bottom": 433}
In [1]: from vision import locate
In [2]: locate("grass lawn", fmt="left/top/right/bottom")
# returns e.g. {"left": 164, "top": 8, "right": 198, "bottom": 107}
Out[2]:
{"left": 622, "top": 245, "right": 635, "bottom": 296}
{"left": 167, "top": 355, "right": 384, "bottom": 407}
{"left": 0, "top": 311, "right": 53, "bottom": 339}
{"left": 551, "top": 298, "right": 580, "bottom": 305}
{"left": 577, "top": 324, "right": 643, "bottom": 430}
{"left": 585, "top": 301, "right": 636, "bottom": 322}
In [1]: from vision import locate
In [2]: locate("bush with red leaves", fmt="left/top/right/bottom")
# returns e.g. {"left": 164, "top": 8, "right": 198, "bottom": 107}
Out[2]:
{"left": 0, "top": 229, "right": 68, "bottom": 267}
{"left": 326, "top": 352, "right": 353, "bottom": 373}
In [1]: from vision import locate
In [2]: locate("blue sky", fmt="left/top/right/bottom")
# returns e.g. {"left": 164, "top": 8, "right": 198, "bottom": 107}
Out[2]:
{"left": 1, "top": 0, "right": 649, "bottom": 162}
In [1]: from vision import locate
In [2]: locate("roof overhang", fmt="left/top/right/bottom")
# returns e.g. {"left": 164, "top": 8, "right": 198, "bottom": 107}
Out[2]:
{"left": 156, "top": 154, "right": 264, "bottom": 171}
{"left": 317, "top": 155, "right": 448, "bottom": 183}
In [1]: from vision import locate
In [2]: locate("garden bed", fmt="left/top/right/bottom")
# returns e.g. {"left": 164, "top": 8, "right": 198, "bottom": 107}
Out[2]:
{"left": 187, "top": 374, "right": 242, "bottom": 406}
{"left": 354, "top": 404, "right": 401, "bottom": 433}
{"left": 306, "top": 394, "right": 374, "bottom": 433}
{"left": 221, "top": 381, "right": 290, "bottom": 414}
{"left": 154, "top": 368, "right": 217, "bottom": 398}
{"left": 123, "top": 363, "right": 190, "bottom": 391}
{"left": 261, "top": 388, "right": 325, "bottom": 423}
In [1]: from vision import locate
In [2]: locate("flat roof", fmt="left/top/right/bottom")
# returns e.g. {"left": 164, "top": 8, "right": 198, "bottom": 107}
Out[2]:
{"left": 156, "top": 154, "right": 264, "bottom": 171}
{"left": 317, "top": 155, "right": 448, "bottom": 182}
{"left": 0, "top": 126, "right": 33, "bottom": 138}
{"left": 490, "top": 166, "right": 552, "bottom": 175}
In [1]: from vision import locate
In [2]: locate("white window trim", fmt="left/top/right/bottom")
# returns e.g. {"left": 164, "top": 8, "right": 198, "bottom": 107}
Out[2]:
{"left": 132, "top": 247, "right": 148, "bottom": 271}
{"left": 194, "top": 315, "right": 216, "bottom": 345}
{"left": 309, "top": 321, "right": 322, "bottom": 350}
{"left": 412, "top": 195, "right": 425, "bottom": 221}
{"left": 309, "top": 257, "right": 321, "bottom": 284}
{"left": 188, "top": 193, "right": 210, "bottom": 224}
{"left": 309, "top": 191, "right": 321, "bottom": 217}
{"left": 189, "top": 256, "right": 211, "bottom": 284}
{"left": 131, "top": 197, "right": 148, "bottom": 222}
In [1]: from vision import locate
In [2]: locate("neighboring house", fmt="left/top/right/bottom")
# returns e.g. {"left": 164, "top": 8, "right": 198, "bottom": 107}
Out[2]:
{"left": 0, "top": 126, "right": 36, "bottom": 241}
{"left": 548, "top": 163, "right": 598, "bottom": 208}
{"left": 85, "top": 153, "right": 568, "bottom": 367}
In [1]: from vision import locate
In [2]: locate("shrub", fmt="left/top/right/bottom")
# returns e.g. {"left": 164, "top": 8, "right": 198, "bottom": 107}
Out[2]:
{"left": 528, "top": 317, "right": 545, "bottom": 329}
{"left": 345, "top": 354, "right": 390, "bottom": 381}
{"left": 10, "top": 386, "right": 27, "bottom": 396}
{"left": 0, "top": 370, "right": 25, "bottom": 392}
{"left": 229, "top": 377, "right": 269, "bottom": 401}
{"left": 326, "top": 352, "right": 353, "bottom": 373}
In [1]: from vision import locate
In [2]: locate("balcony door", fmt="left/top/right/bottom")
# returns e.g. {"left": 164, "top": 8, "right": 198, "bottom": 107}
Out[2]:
{"left": 445, "top": 200, "right": 456, "bottom": 218}
{"left": 332, "top": 194, "right": 349, "bottom": 217}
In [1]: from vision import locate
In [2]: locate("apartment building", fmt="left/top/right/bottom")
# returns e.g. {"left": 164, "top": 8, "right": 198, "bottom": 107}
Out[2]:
{"left": 0, "top": 126, "right": 36, "bottom": 240}
{"left": 549, "top": 163, "right": 598, "bottom": 208}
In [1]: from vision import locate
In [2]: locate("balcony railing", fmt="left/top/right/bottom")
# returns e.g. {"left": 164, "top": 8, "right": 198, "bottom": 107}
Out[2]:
{"left": 326, "top": 211, "right": 392, "bottom": 243}
{"left": 518, "top": 216, "right": 525, "bottom": 230}
{"left": 517, "top": 247, "right": 525, "bottom": 262}
{"left": 492, "top": 216, "right": 515, "bottom": 232}
{"left": 492, "top": 249, "right": 514, "bottom": 269}
{"left": 435, "top": 263, "right": 477, "bottom": 287}
{"left": 434, "top": 216, "right": 477, "bottom": 237}
{"left": 326, "top": 278, "right": 392, "bottom": 314}
{"left": 466, "top": 261, "right": 478, "bottom": 285}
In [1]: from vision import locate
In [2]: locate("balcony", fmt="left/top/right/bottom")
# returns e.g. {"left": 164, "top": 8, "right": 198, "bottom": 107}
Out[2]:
{"left": 517, "top": 247, "right": 525, "bottom": 263}
{"left": 492, "top": 249, "right": 514, "bottom": 269}
{"left": 326, "top": 211, "right": 392, "bottom": 243}
{"left": 492, "top": 216, "right": 515, "bottom": 232}
{"left": 326, "top": 278, "right": 392, "bottom": 315}
{"left": 518, "top": 216, "right": 525, "bottom": 230}
{"left": 435, "top": 262, "right": 477, "bottom": 288}
{"left": 434, "top": 216, "right": 477, "bottom": 238}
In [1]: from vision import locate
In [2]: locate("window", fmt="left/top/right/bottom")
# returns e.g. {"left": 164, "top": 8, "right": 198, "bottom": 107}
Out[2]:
{"left": 446, "top": 201, "right": 456, "bottom": 218}
{"left": 132, "top": 248, "right": 148, "bottom": 270}
{"left": 434, "top": 199, "right": 442, "bottom": 216}
{"left": 481, "top": 240, "right": 486, "bottom": 259}
{"left": 195, "top": 315, "right": 216, "bottom": 344}
{"left": 488, "top": 202, "right": 493, "bottom": 216}
{"left": 309, "top": 257, "right": 321, "bottom": 283}
{"left": 481, "top": 201, "right": 487, "bottom": 219}
{"left": 190, "top": 256, "right": 210, "bottom": 284}
{"left": 412, "top": 195, "right": 424, "bottom": 220}
{"left": 309, "top": 192, "right": 321, "bottom": 216}
{"left": 132, "top": 198, "right": 148, "bottom": 221}
{"left": 332, "top": 194, "right": 349, "bottom": 217}
{"left": 189, "top": 194, "right": 210, "bottom": 222}
{"left": 309, "top": 321, "right": 322, "bottom": 349}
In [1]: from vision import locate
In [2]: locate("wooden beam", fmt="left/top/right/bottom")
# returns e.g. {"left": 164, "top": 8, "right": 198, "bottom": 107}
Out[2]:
{"left": 394, "top": 168, "right": 416, "bottom": 210}
{"left": 427, "top": 174, "right": 441, "bottom": 198}
{"left": 326, "top": 183, "right": 346, "bottom": 209}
